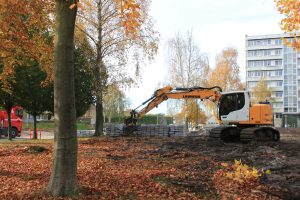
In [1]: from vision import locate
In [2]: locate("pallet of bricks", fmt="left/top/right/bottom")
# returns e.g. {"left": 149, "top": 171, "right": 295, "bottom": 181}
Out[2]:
{"left": 105, "top": 123, "right": 187, "bottom": 137}
{"left": 106, "top": 123, "right": 124, "bottom": 136}
{"left": 137, "top": 124, "right": 186, "bottom": 137}
{"left": 136, "top": 124, "right": 170, "bottom": 137}
{"left": 169, "top": 125, "right": 186, "bottom": 136}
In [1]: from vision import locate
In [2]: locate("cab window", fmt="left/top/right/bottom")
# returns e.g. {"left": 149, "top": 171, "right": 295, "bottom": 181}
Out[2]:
{"left": 16, "top": 109, "right": 23, "bottom": 118}
{"left": 219, "top": 93, "right": 245, "bottom": 116}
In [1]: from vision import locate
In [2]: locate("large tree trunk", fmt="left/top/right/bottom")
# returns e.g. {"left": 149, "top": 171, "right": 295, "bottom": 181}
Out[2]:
{"left": 94, "top": 95, "right": 104, "bottom": 136}
{"left": 4, "top": 100, "right": 13, "bottom": 140}
{"left": 6, "top": 109, "right": 12, "bottom": 140}
{"left": 93, "top": 1, "right": 106, "bottom": 137}
{"left": 33, "top": 114, "right": 37, "bottom": 140}
{"left": 47, "top": 0, "right": 78, "bottom": 197}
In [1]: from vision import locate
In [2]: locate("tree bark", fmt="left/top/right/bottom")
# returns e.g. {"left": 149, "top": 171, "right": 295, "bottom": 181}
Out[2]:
{"left": 4, "top": 100, "right": 13, "bottom": 140}
{"left": 6, "top": 109, "right": 12, "bottom": 140}
{"left": 94, "top": 95, "right": 104, "bottom": 136}
{"left": 93, "top": 0, "right": 106, "bottom": 137}
{"left": 33, "top": 114, "right": 37, "bottom": 140}
{"left": 47, "top": 0, "right": 78, "bottom": 197}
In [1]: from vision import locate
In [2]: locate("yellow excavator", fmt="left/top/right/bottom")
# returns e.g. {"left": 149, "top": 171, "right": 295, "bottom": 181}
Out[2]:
{"left": 124, "top": 86, "right": 280, "bottom": 142}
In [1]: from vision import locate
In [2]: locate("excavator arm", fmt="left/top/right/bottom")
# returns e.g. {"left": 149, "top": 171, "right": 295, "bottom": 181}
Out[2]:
{"left": 124, "top": 85, "right": 222, "bottom": 134}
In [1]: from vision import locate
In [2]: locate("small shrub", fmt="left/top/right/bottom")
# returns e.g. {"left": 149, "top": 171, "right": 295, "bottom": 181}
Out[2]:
{"left": 225, "top": 160, "right": 271, "bottom": 183}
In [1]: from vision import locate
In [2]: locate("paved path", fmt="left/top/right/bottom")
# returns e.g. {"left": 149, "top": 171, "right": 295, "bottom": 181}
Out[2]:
{"left": 0, "top": 130, "right": 95, "bottom": 141}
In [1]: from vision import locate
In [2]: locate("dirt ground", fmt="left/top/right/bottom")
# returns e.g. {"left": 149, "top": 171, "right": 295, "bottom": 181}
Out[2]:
{"left": 0, "top": 128, "right": 299, "bottom": 199}
{"left": 165, "top": 128, "right": 300, "bottom": 199}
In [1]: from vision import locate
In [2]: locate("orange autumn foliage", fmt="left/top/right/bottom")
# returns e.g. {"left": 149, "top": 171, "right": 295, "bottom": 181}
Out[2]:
{"left": 0, "top": 0, "right": 54, "bottom": 91}
{"left": 115, "top": 0, "right": 144, "bottom": 38}
{"left": 177, "top": 99, "right": 207, "bottom": 127}
{"left": 251, "top": 78, "right": 273, "bottom": 103}
{"left": 207, "top": 47, "right": 243, "bottom": 92}
{"left": 77, "top": 0, "right": 144, "bottom": 38}
{"left": 205, "top": 47, "right": 243, "bottom": 116}
{"left": 275, "top": 0, "right": 300, "bottom": 50}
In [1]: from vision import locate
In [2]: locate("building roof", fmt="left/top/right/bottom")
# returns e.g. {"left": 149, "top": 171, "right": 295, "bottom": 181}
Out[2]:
{"left": 246, "top": 33, "right": 299, "bottom": 40}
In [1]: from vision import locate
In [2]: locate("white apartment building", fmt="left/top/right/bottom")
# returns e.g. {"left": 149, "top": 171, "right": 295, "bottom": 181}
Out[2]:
{"left": 246, "top": 33, "right": 300, "bottom": 127}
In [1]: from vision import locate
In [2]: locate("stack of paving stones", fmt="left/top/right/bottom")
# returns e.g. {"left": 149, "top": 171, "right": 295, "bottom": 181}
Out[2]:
{"left": 77, "top": 130, "right": 94, "bottom": 137}
{"left": 136, "top": 125, "right": 171, "bottom": 136}
{"left": 169, "top": 125, "right": 187, "bottom": 136}
{"left": 105, "top": 123, "right": 187, "bottom": 137}
{"left": 105, "top": 123, "right": 124, "bottom": 136}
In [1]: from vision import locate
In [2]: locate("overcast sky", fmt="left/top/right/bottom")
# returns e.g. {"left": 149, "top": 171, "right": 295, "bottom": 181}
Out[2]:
{"left": 126, "top": 0, "right": 283, "bottom": 114}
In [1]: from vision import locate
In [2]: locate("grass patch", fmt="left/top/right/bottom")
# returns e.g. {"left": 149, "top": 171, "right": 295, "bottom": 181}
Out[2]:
{"left": 23, "top": 121, "right": 94, "bottom": 131}
{"left": 0, "top": 139, "right": 53, "bottom": 147}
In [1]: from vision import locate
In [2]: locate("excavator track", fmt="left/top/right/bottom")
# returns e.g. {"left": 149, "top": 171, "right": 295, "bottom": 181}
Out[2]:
{"left": 239, "top": 127, "right": 256, "bottom": 142}
{"left": 240, "top": 127, "right": 280, "bottom": 142}
{"left": 209, "top": 126, "right": 240, "bottom": 142}
{"left": 209, "top": 126, "right": 280, "bottom": 143}
{"left": 208, "top": 126, "right": 223, "bottom": 139}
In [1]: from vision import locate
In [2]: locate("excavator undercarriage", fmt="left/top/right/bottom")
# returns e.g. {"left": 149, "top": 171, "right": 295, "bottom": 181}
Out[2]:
{"left": 209, "top": 126, "right": 280, "bottom": 142}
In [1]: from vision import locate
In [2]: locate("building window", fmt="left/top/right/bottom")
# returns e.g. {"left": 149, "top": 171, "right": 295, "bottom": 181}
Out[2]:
{"left": 276, "top": 81, "right": 283, "bottom": 87}
{"left": 248, "top": 71, "right": 262, "bottom": 77}
{"left": 247, "top": 60, "right": 284, "bottom": 67}
{"left": 275, "top": 60, "right": 282, "bottom": 66}
{"left": 248, "top": 81, "right": 257, "bottom": 88}
{"left": 275, "top": 39, "right": 282, "bottom": 45}
{"left": 275, "top": 91, "right": 283, "bottom": 97}
{"left": 274, "top": 49, "right": 282, "bottom": 55}
{"left": 264, "top": 50, "right": 271, "bottom": 56}
{"left": 264, "top": 60, "right": 271, "bottom": 66}
{"left": 248, "top": 39, "right": 274, "bottom": 47}
{"left": 275, "top": 113, "right": 282, "bottom": 118}
{"left": 275, "top": 70, "right": 282, "bottom": 77}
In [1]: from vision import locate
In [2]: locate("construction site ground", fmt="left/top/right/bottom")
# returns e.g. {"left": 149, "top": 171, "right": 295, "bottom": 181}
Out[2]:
{"left": 174, "top": 127, "right": 300, "bottom": 199}
{"left": 0, "top": 128, "right": 299, "bottom": 199}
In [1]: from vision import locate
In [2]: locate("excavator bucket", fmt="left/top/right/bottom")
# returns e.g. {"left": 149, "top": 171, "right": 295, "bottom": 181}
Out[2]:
{"left": 123, "top": 111, "right": 138, "bottom": 135}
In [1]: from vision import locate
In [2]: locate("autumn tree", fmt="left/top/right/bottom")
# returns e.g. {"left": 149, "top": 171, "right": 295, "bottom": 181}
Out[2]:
{"left": 0, "top": 0, "right": 53, "bottom": 86}
{"left": 103, "top": 84, "right": 126, "bottom": 123}
{"left": 275, "top": 0, "right": 300, "bottom": 49}
{"left": 205, "top": 47, "right": 243, "bottom": 116}
{"left": 251, "top": 79, "right": 273, "bottom": 103}
{"left": 166, "top": 31, "right": 209, "bottom": 126}
{"left": 176, "top": 99, "right": 207, "bottom": 127}
{"left": 0, "top": 0, "right": 53, "bottom": 140}
{"left": 207, "top": 47, "right": 242, "bottom": 91}
{"left": 76, "top": 0, "right": 159, "bottom": 136}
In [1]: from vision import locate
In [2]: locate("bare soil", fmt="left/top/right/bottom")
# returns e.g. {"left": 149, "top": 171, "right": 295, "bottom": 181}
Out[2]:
{"left": 160, "top": 128, "right": 300, "bottom": 200}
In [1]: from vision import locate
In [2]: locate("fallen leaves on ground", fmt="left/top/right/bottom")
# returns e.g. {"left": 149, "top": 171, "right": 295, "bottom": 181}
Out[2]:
{"left": 0, "top": 137, "right": 277, "bottom": 199}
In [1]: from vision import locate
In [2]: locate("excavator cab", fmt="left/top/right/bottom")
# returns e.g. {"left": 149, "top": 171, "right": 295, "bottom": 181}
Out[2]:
{"left": 218, "top": 91, "right": 250, "bottom": 124}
